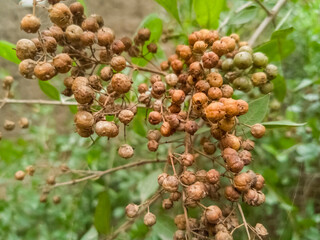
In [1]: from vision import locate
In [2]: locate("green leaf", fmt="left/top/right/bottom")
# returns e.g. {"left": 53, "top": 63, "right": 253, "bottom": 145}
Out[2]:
{"left": 294, "top": 79, "right": 314, "bottom": 92}
{"left": 262, "top": 120, "right": 306, "bottom": 128}
{"left": 138, "top": 169, "right": 162, "bottom": 201}
{"left": 273, "top": 75, "right": 286, "bottom": 102}
{"left": 94, "top": 191, "right": 111, "bottom": 235}
{"left": 68, "top": 105, "right": 78, "bottom": 114}
{"left": 154, "top": 0, "right": 180, "bottom": 24}
{"left": 254, "top": 27, "right": 295, "bottom": 61}
{"left": 152, "top": 214, "right": 176, "bottom": 239}
{"left": 0, "top": 40, "right": 20, "bottom": 64}
{"left": 38, "top": 80, "right": 61, "bottom": 100}
{"left": 77, "top": 0, "right": 88, "bottom": 15}
{"left": 239, "top": 94, "right": 270, "bottom": 126}
{"left": 229, "top": 7, "right": 258, "bottom": 25}
{"left": 193, "top": 0, "right": 225, "bottom": 29}
{"left": 132, "top": 107, "right": 147, "bottom": 137}
{"left": 132, "top": 14, "right": 163, "bottom": 67}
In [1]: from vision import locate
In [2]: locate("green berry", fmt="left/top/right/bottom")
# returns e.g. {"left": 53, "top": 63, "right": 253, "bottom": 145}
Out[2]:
{"left": 259, "top": 82, "right": 274, "bottom": 94}
{"left": 265, "top": 64, "right": 278, "bottom": 80}
{"left": 239, "top": 46, "right": 253, "bottom": 55}
{"left": 222, "top": 58, "right": 234, "bottom": 71}
{"left": 233, "top": 76, "right": 253, "bottom": 92}
{"left": 234, "top": 52, "right": 253, "bottom": 69}
{"left": 253, "top": 52, "right": 268, "bottom": 68}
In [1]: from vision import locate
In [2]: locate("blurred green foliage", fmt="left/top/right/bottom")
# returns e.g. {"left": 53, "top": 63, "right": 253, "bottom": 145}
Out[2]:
{"left": 0, "top": 0, "right": 319, "bottom": 239}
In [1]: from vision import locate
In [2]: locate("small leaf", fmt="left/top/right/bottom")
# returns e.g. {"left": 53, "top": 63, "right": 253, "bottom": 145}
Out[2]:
{"left": 273, "top": 75, "right": 286, "bottom": 102}
{"left": 294, "top": 79, "right": 314, "bottom": 92}
{"left": 262, "top": 120, "right": 306, "bottom": 128}
{"left": 254, "top": 27, "right": 295, "bottom": 61}
{"left": 68, "top": 105, "right": 78, "bottom": 114}
{"left": 132, "top": 107, "right": 147, "bottom": 137}
{"left": 229, "top": 7, "right": 258, "bottom": 25}
{"left": 154, "top": 0, "right": 180, "bottom": 24}
{"left": 94, "top": 191, "right": 111, "bottom": 235}
{"left": 38, "top": 80, "right": 61, "bottom": 100}
{"left": 153, "top": 214, "right": 176, "bottom": 239}
{"left": 239, "top": 94, "right": 270, "bottom": 126}
{"left": 193, "top": 0, "right": 225, "bottom": 29}
{"left": 138, "top": 169, "right": 162, "bottom": 201}
{"left": 0, "top": 40, "right": 20, "bottom": 64}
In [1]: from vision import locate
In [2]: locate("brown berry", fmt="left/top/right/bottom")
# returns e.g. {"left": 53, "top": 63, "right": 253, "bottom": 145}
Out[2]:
{"left": 162, "top": 175, "right": 179, "bottom": 192}
{"left": 181, "top": 153, "right": 195, "bottom": 167}
{"left": 180, "top": 171, "right": 196, "bottom": 185}
{"left": 125, "top": 203, "right": 139, "bottom": 218}
{"left": 207, "top": 72, "right": 223, "bottom": 87}
{"left": 4, "top": 120, "right": 15, "bottom": 131}
{"left": 205, "top": 205, "right": 222, "bottom": 224}
{"left": 251, "top": 124, "right": 266, "bottom": 138}
{"left": 110, "top": 56, "right": 126, "bottom": 72}
{"left": 20, "top": 14, "right": 41, "bottom": 33}
{"left": 19, "top": 117, "right": 29, "bottom": 129}
{"left": 111, "top": 73, "right": 132, "bottom": 94}
{"left": 224, "top": 185, "right": 240, "bottom": 202}
{"left": 53, "top": 53, "right": 72, "bottom": 73}
{"left": 19, "top": 59, "right": 36, "bottom": 79}
{"left": 48, "top": 3, "right": 72, "bottom": 28}
{"left": 186, "top": 181, "right": 207, "bottom": 201}
{"left": 144, "top": 212, "right": 156, "bottom": 227}
{"left": 95, "top": 121, "right": 119, "bottom": 138}
{"left": 118, "top": 144, "right": 134, "bottom": 159}
{"left": 202, "top": 51, "right": 219, "bottom": 69}
{"left": 16, "top": 39, "right": 37, "bottom": 60}
{"left": 15, "top": 170, "right": 25, "bottom": 180}
{"left": 46, "top": 175, "right": 56, "bottom": 185}
{"left": 25, "top": 165, "right": 35, "bottom": 176}
{"left": 97, "top": 27, "right": 115, "bottom": 46}
{"left": 34, "top": 62, "right": 57, "bottom": 81}
{"left": 206, "top": 169, "right": 220, "bottom": 184}
{"left": 69, "top": 2, "right": 84, "bottom": 16}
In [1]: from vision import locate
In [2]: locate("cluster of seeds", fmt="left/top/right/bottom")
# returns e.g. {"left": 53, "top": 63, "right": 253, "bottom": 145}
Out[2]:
{"left": 13, "top": 1, "right": 277, "bottom": 239}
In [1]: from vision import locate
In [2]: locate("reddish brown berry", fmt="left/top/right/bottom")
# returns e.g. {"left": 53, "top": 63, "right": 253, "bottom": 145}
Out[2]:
{"left": 233, "top": 172, "right": 255, "bottom": 192}
{"left": 19, "top": 59, "right": 36, "bottom": 79}
{"left": 162, "top": 198, "right": 173, "bottom": 209}
{"left": 118, "top": 144, "right": 134, "bottom": 159}
{"left": 202, "top": 52, "right": 219, "bottom": 69}
{"left": 147, "top": 140, "right": 159, "bottom": 152}
{"left": 125, "top": 203, "right": 139, "bottom": 218}
{"left": 148, "top": 111, "right": 162, "bottom": 125}
{"left": 144, "top": 212, "right": 156, "bottom": 227}
{"left": 205, "top": 102, "right": 226, "bottom": 122}
{"left": 110, "top": 56, "right": 126, "bottom": 72}
{"left": 111, "top": 73, "right": 132, "bottom": 94}
{"left": 53, "top": 53, "right": 72, "bottom": 73}
{"left": 185, "top": 120, "right": 199, "bottom": 135}
{"left": 206, "top": 169, "right": 220, "bottom": 184}
{"left": 180, "top": 171, "right": 196, "bottom": 185}
{"left": 48, "top": 3, "right": 72, "bottom": 28}
{"left": 205, "top": 205, "right": 222, "bottom": 224}
{"left": 97, "top": 27, "right": 115, "bottom": 46}
{"left": 34, "top": 62, "right": 57, "bottom": 81}
{"left": 95, "top": 121, "right": 119, "bottom": 138}
{"left": 207, "top": 72, "right": 223, "bottom": 87}
{"left": 251, "top": 124, "right": 266, "bottom": 138}
{"left": 181, "top": 153, "right": 195, "bottom": 167}
{"left": 69, "top": 2, "right": 84, "bottom": 16}
{"left": 16, "top": 39, "right": 37, "bottom": 60}
{"left": 15, "top": 170, "right": 25, "bottom": 181}
{"left": 100, "top": 66, "right": 113, "bottom": 81}
{"left": 20, "top": 14, "right": 41, "bottom": 33}
{"left": 162, "top": 175, "right": 179, "bottom": 192}
{"left": 81, "top": 17, "right": 99, "bottom": 32}
{"left": 186, "top": 181, "right": 207, "bottom": 201}
{"left": 224, "top": 185, "right": 240, "bottom": 202}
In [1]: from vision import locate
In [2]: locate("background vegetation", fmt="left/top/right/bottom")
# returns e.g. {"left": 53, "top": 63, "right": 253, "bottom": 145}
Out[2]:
{"left": 0, "top": 0, "right": 319, "bottom": 239}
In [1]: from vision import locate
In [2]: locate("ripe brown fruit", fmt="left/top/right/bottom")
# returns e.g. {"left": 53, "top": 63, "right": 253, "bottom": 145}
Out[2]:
{"left": 16, "top": 39, "right": 37, "bottom": 60}
{"left": 186, "top": 181, "right": 207, "bottom": 201}
{"left": 110, "top": 56, "right": 126, "bottom": 72}
{"left": 251, "top": 124, "right": 266, "bottom": 138}
{"left": 162, "top": 199, "right": 173, "bottom": 209}
{"left": 148, "top": 111, "right": 162, "bottom": 125}
{"left": 111, "top": 73, "right": 132, "bottom": 94}
{"left": 144, "top": 212, "right": 156, "bottom": 227}
{"left": 81, "top": 17, "right": 99, "bottom": 32}
{"left": 224, "top": 185, "right": 240, "bottom": 202}
{"left": 205, "top": 205, "right": 222, "bottom": 224}
{"left": 208, "top": 87, "right": 222, "bottom": 100}
{"left": 34, "top": 62, "right": 57, "bottom": 81}
{"left": 203, "top": 142, "right": 216, "bottom": 155}
{"left": 46, "top": 175, "right": 56, "bottom": 185}
{"left": 118, "top": 110, "right": 134, "bottom": 125}
{"left": 205, "top": 102, "right": 226, "bottom": 122}
{"left": 53, "top": 195, "right": 61, "bottom": 204}
{"left": 97, "top": 27, "right": 115, "bottom": 46}
{"left": 69, "top": 2, "right": 84, "bottom": 16}
{"left": 20, "top": 14, "right": 41, "bottom": 33}
{"left": 19, "top": 59, "right": 36, "bottom": 79}
{"left": 80, "top": 31, "right": 96, "bottom": 46}
{"left": 162, "top": 175, "right": 179, "bottom": 192}
{"left": 233, "top": 172, "right": 255, "bottom": 192}
{"left": 180, "top": 171, "right": 196, "bottom": 185}
{"left": 19, "top": 117, "right": 29, "bottom": 129}
{"left": 48, "top": 3, "right": 72, "bottom": 28}
{"left": 181, "top": 153, "right": 195, "bottom": 167}
{"left": 15, "top": 170, "right": 25, "bottom": 180}
{"left": 53, "top": 53, "right": 72, "bottom": 73}
{"left": 165, "top": 73, "right": 179, "bottom": 87}
{"left": 95, "top": 121, "right": 119, "bottom": 138}
{"left": 125, "top": 203, "right": 139, "bottom": 218}
{"left": 100, "top": 66, "right": 113, "bottom": 81}
{"left": 74, "top": 111, "right": 94, "bottom": 129}
{"left": 202, "top": 51, "right": 219, "bottom": 69}
{"left": 147, "top": 140, "right": 159, "bottom": 152}
{"left": 118, "top": 144, "right": 134, "bottom": 159}
{"left": 185, "top": 120, "right": 199, "bottom": 135}
{"left": 147, "top": 130, "right": 161, "bottom": 142}
{"left": 65, "top": 24, "right": 83, "bottom": 43}
{"left": 25, "top": 165, "right": 35, "bottom": 176}
{"left": 206, "top": 169, "right": 220, "bottom": 184}
{"left": 73, "top": 86, "right": 95, "bottom": 104}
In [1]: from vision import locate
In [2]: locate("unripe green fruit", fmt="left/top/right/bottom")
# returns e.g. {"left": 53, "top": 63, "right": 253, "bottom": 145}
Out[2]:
{"left": 233, "top": 52, "right": 253, "bottom": 69}
{"left": 233, "top": 76, "right": 253, "bottom": 92}
{"left": 221, "top": 58, "right": 234, "bottom": 71}
{"left": 259, "top": 82, "right": 274, "bottom": 94}
{"left": 265, "top": 64, "right": 278, "bottom": 80}
{"left": 239, "top": 45, "right": 253, "bottom": 54}
{"left": 253, "top": 52, "right": 268, "bottom": 68}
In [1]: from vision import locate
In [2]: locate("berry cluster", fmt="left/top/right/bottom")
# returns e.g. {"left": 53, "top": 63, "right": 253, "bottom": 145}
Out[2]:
{"left": 13, "top": 1, "right": 278, "bottom": 239}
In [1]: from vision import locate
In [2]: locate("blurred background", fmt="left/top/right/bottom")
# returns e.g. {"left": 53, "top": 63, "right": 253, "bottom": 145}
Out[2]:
{"left": 0, "top": 0, "right": 319, "bottom": 239}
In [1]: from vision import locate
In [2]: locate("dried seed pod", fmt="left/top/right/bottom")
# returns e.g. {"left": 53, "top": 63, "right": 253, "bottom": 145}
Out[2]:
{"left": 73, "top": 86, "right": 95, "bottom": 104}
{"left": 148, "top": 111, "right": 162, "bottom": 125}
{"left": 19, "top": 117, "right": 29, "bottom": 129}
{"left": 76, "top": 127, "right": 94, "bottom": 138}
{"left": 185, "top": 120, "right": 199, "bottom": 135}
{"left": 19, "top": 59, "right": 36, "bottom": 79}
{"left": 74, "top": 111, "right": 94, "bottom": 129}
{"left": 186, "top": 181, "right": 207, "bottom": 201}
{"left": 118, "top": 110, "right": 134, "bottom": 125}
{"left": 220, "top": 134, "right": 241, "bottom": 150}
{"left": 237, "top": 100, "right": 249, "bottom": 115}
{"left": 53, "top": 53, "right": 72, "bottom": 73}
{"left": 100, "top": 66, "right": 113, "bottom": 81}
{"left": 242, "top": 139, "right": 255, "bottom": 151}
{"left": 180, "top": 171, "right": 196, "bottom": 185}
{"left": 173, "top": 230, "right": 186, "bottom": 240}
{"left": 147, "top": 140, "right": 159, "bottom": 152}
{"left": 111, "top": 73, "right": 131, "bottom": 94}
{"left": 157, "top": 172, "right": 168, "bottom": 185}
{"left": 202, "top": 51, "right": 219, "bottom": 69}
{"left": 220, "top": 84, "right": 234, "bottom": 98}
{"left": 147, "top": 130, "right": 161, "bottom": 142}
{"left": 170, "top": 191, "right": 182, "bottom": 201}
{"left": 43, "top": 36, "right": 57, "bottom": 53}
{"left": 224, "top": 185, "right": 240, "bottom": 202}
{"left": 160, "top": 61, "right": 169, "bottom": 71}
{"left": 254, "top": 174, "right": 265, "bottom": 191}
{"left": 223, "top": 148, "right": 244, "bottom": 173}
{"left": 162, "top": 198, "right": 173, "bottom": 209}
{"left": 251, "top": 124, "right": 266, "bottom": 138}
{"left": 97, "top": 27, "right": 115, "bottom": 46}
{"left": 46, "top": 175, "right": 56, "bottom": 185}
{"left": 174, "top": 214, "right": 186, "bottom": 230}
{"left": 88, "top": 75, "right": 102, "bottom": 90}
{"left": 25, "top": 165, "right": 35, "bottom": 176}
{"left": 34, "top": 62, "right": 57, "bottom": 81}
{"left": 243, "top": 189, "right": 265, "bottom": 206}
{"left": 203, "top": 142, "right": 216, "bottom": 155}
{"left": 221, "top": 36, "right": 236, "bottom": 52}
{"left": 205, "top": 205, "right": 222, "bottom": 224}
{"left": 118, "top": 144, "right": 134, "bottom": 159}
{"left": 165, "top": 73, "right": 178, "bottom": 87}
{"left": 189, "top": 62, "right": 203, "bottom": 78}
{"left": 81, "top": 17, "right": 99, "bottom": 32}
{"left": 95, "top": 121, "right": 119, "bottom": 138}
{"left": 239, "top": 150, "right": 252, "bottom": 165}
{"left": 69, "top": 2, "right": 84, "bottom": 16}
{"left": 206, "top": 169, "right": 220, "bottom": 184}
{"left": 195, "top": 80, "right": 210, "bottom": 93}
{"left": 80, "top": 31, "right": 96, "bottom": 46}
{"left": 255, "top": 223, "right": 268, "bottom": 239}
{"left": 162, "top": 175, "right": 179, "bottom": 192}
{"left": 65, "top": 24, "right": 83, "bottom": 43}
{"left": 218, "top": 117, "right": 235, "bottom": 132}
{"left": 181, "top": 153, "right": 195, "bottom": 167}
{"left": 233, "top": 172, "right": 255, "bottom": 192}
{"left": 16, "top": 39, "right": 37, "bottom": 60}
{"left": 160, "top": 122, "right": 174, "bottom": 137}
{"left": 125, "top": 203, "right": 139, "bottom": 218}
{"left": 15, "top": 170, "right": 25, "bottom": 180}
{"left": 207, "top": 72, "right": 223, "bottom": 88}
{"left": 212, "top": 40, "right": 228, "bottom": 56}
{"left": 110, "top": 56, "right": 126, "bottom": 72}
{"left": 144, "top": 212, "right": 156, "bottom": 227}
{"left": 205, "top": 102, "right": 226, "bottom": 122}
{"left": 48, "top": 3, "right": 72, "bottom": 28}
{"left": 215, "top": 231, "right": 233, "bottom": 240}
{"left": 4, "top": 120, "right": 15, "bottom": 131}
{"left": 20, "top": 14, "right": 41, "bottom": 33}
{"left": 193, "top": 40, "right": 208, "bottom": 53}
{"left": 208, "top": 87, "right": 222, "bottom": 100}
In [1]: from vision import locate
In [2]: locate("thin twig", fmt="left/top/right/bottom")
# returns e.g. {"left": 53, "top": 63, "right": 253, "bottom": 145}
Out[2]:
{"left": 248, "top": 0, "right": 287, "bottom": 46}
{"left": 254, "top": 0, "right": 272, "bottom": 16}
{"left": 237, "top": 203, "right": 251, "bottom": 240}
{"left": 49, "top": 159, "right": 166, "bottom": 190}
{"left": 0, "top": 98, "right": 78, "bottom": 106}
